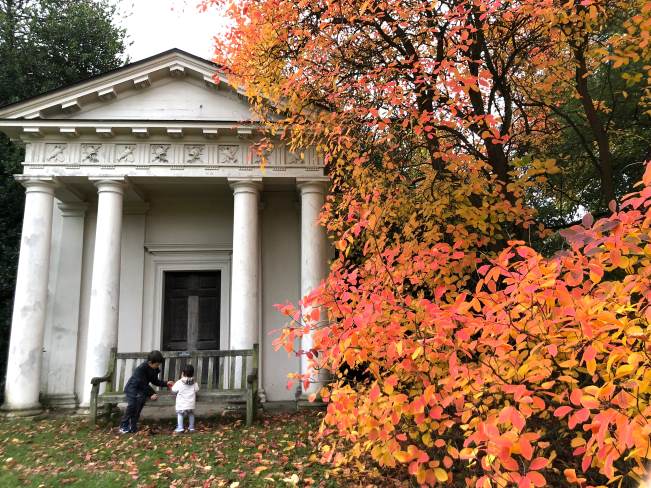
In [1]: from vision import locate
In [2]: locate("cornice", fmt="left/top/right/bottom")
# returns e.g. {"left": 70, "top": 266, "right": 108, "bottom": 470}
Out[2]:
{"left": 0, "top": 121, "right": 264, "bottom": 142}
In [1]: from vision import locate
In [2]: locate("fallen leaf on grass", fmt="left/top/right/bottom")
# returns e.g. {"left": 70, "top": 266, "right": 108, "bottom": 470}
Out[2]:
{"left": 282, "top": 473, "right": 300, "bottom": 485}
{"left": 253, "top": 465, "right": 269, "bottom": 475}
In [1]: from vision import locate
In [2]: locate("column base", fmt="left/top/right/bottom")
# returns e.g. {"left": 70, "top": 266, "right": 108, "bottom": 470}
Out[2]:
{"left": 0, "top": 404, "right": 44, "bottom": 418}
{"left": 75, "top": 406, "right": 91, "bottom": 416}
{"left": 42, "top": 394, "right": 78, "bottom": 410}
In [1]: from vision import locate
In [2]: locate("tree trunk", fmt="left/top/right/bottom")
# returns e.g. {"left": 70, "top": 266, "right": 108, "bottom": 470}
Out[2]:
{"left": 573, "top": 45, "right": 616, "bottom": 209}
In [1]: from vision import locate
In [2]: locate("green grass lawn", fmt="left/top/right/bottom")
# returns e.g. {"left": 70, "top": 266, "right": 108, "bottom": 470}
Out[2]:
{"left": 0, "top": 411, "right": 397, "bottom": 487}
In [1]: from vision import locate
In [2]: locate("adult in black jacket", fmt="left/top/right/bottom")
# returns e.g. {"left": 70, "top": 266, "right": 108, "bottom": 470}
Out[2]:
{"left": 119, "top": 350, "right": 173, "bottom": 433}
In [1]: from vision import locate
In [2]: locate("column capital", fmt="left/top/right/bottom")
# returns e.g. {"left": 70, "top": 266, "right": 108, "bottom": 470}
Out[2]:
{"left": 296, "top": 178, "right": 328, "bottom": 195}
{"left": 89, "top": 177, "right": 126, "bottom": 195}
{"left": 15, "top": 176, "right": 56, "bottom": 195}
{"left": 228, "top": 178, "right": 263, "bottom": 195}
{"left": 57, "top": 202, "right": 88, "bottom": 217}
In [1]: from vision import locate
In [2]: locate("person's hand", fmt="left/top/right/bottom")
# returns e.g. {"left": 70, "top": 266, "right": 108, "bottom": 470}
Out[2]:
{"left": 167, "top": 381, "right": 174, "bottom": 389}
{"left": 150, "top": 393, "right": 158, "bottom": 401}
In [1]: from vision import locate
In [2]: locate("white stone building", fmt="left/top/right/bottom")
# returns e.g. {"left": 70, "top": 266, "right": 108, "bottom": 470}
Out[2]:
{"left": 0, "top": 49, "right": 328, "bottom": 414}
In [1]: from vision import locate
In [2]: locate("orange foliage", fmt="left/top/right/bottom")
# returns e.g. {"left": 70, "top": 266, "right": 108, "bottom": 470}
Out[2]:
{"left": 203, "top": 0, "right": 651, "bottom": 485}
{"left": 281, "top": 163, "right": 651, "bottom": 487}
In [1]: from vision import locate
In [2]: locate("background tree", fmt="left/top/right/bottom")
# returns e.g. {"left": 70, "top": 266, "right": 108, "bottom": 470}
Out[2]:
{"left": 0, "top": 0, "right": 128, "bottom": 400}
{"left": 522, "top": 0, "right": 651, "bottom": 230}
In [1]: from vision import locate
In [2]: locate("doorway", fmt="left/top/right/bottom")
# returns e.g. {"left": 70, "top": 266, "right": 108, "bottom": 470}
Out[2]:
{"left": 162, "top": 271, "right": 221, "bottom": 351}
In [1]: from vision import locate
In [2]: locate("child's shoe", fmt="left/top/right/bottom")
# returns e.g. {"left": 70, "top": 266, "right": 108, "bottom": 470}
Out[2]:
{"left": 173, "top": 428, "right": 184, "bottom": 434}
{"left": 188, "top": 429, "right": 195, "bottom": 433}
{"left": 118, "top": 427, "right": 130, "bottom": 434}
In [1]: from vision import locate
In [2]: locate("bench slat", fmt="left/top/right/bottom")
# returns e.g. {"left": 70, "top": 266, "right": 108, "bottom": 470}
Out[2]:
{"left": 115, "top": 352, "right": 149, "bottom": 360}
{"left": 115, "top": 349, "right": 254, "bottom": 360}
{"left": 229, "top": 355, "right": 236, "bottom": 390}
{"left": 240, "top": 355, "right": 247, "bottom": 390}
{"left": 217, "top": 357, "right": 223, "bottom": 390}
{"left": 173, "top": 358, "right": 181, "bottom": 382}
{"left": 207, "top": 357, "right": 215, "bottom": 391}
{"left": 163, "top": 358, "right": 170, "bottom": 383}
{"left": 195, "top": 356, "right": 204, "bottom": 388}
{"left": 117, "top": 358, "right": 126, "bottom": 393}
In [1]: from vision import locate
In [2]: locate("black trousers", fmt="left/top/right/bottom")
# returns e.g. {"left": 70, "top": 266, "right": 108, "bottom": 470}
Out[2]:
{"left": 119, "top": 394, "right": 147, "bottom": 432}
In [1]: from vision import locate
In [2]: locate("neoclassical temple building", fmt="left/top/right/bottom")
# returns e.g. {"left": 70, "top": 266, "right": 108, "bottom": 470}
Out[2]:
{"left": 0, "top": 49, "right": 328, "bottom": 414}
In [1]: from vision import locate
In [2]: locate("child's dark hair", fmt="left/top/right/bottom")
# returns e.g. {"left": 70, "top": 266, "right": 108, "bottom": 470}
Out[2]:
{"left": 182, "top": 364, "right": 194, "bottom": 378}
{"left": 147, "top": 350, "right": 164, "bottom": 364}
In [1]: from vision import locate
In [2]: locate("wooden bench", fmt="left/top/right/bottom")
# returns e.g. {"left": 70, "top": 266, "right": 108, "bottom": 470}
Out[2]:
{"left": 90, "top": 345, "right": 259, "bottom": 426}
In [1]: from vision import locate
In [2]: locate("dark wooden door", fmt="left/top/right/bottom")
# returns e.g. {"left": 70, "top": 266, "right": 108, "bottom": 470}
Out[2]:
{"left": 162, "top": 271, "right": 220, "bottom": 351}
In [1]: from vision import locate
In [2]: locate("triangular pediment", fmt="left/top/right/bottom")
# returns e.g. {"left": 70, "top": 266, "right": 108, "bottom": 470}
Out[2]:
{"left": 57, "top": 78, "right": 256, "bottom": 122}
{"left": 0, "top": 49, "right": 255, "bottom": 122}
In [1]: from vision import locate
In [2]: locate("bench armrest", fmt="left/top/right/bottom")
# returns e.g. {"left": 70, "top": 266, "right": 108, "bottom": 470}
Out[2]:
{"left": 90, "top": 374, "right": 112, "bottom": 386}
{"left": 89, "top": 347, "right": 117, "bottom": 387}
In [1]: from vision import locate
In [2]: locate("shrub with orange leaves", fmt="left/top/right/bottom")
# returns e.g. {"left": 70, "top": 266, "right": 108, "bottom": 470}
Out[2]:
{"left": 276, "top": 163, "right": 651, "bottom": 487}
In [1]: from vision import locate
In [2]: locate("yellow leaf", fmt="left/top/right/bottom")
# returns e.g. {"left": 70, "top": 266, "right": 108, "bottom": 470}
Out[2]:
{"left": 394, "top": 450, "right": 410, "bottom": 463}
{"left": 412, "top": 346, "right": 423, "bottom": 360}
{"left": 571, "top": 437, "right": 586, "bottom": 448}
{"left": 422, "top": 432, "right": 433, "bottom": 447}
{"left": 586, "top": 359, "right": 596, "bottom": 375}
{"left": 615, "top": 364, "right": 634, "bottom": 378}
{"left": 434, "top": 467, "right": 448, "bottom": 482}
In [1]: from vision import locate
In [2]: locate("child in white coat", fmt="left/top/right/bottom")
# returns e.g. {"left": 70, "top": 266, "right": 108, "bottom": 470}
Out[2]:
{"left": 171, "top": 364, "right": 200, "bottom": 433}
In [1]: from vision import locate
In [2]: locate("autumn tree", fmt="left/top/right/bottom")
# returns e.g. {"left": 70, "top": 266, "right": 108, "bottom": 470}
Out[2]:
{"left": 207, "top": 0, "right": 651, "bottom": 485}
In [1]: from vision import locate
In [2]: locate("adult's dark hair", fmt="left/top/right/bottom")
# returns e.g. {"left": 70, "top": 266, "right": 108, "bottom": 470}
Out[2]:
{"left": 147, "top": 350, "right": 164, "bottom": 364}
{"left": 182, "top": 364, "right": 194, "bottom": 377}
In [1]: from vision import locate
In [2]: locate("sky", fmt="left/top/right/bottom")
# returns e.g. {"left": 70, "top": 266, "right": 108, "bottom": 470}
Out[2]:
{"left": 116, "top": 0, "right": 230, "bottom": 62}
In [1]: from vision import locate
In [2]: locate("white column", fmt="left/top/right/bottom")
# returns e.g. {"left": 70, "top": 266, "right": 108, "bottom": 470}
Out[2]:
{"left": 44, "top": 203, "right": 87, "bottom": 409}
{"left": 229, "top": 179, "right": 261, "bottom": 351}
{"left": 2, "top": 178, "right": 56, "bottom": 414}
{"left": 81, "top": 179, "right": 124, "bottom": 406}
{"left": 298, "top": 180, "right": 328, "bottom": 397}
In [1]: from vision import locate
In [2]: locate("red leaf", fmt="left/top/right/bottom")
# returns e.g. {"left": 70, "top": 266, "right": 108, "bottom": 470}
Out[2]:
{"left": 528, "top": 471, "right": 546, "bottom": 487}
{"left": 529, "top": 457, "right": 549, "bottom": 471}
{"left": 369, "top": 383, "right": 380, "bottom": 401}
{"left": 519, "top": 437, "right": 533, "bottom": 461}
{"left": 553, "top": 406, "right": 573, "bottom": 418}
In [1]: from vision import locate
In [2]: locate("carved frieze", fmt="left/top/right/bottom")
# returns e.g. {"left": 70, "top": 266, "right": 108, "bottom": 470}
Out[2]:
{"left": 286, "top": 151, "right": 304, "bottom": 166}
{"left": 218, "top": 145, "right": 239, "bottom": 165}
{"left": 185, "top": 144, "right": 205, "bottom": 164}
{"left": 32, "top": 142, "right": 323, "bottom": 171}
{"left": 151, "top": 144, "right": 170, "bottom": 164}
{"left": 81, "top": 144, "right": 101, "bottom": 164}
{"left": 116, "top": 144, "right": 136, "bottom": 163}
{"left": 46, "top": 143, "right": 66, "bottom": 163}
